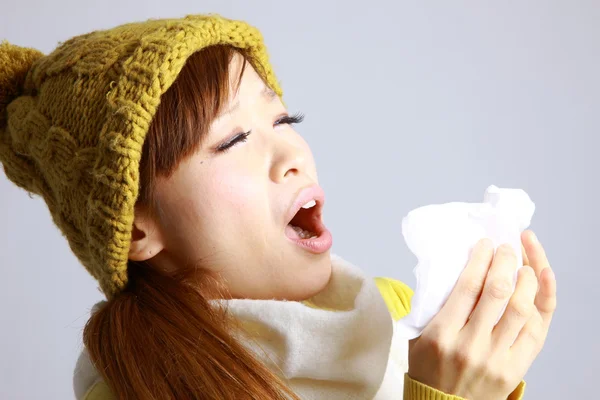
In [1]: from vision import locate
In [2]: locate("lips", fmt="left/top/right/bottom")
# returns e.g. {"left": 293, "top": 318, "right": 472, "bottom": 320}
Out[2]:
{"left": 285, "top": 185, "right": 325, "bottom": 227}
{"left": 284, "top": 184, "right": 333, "bottom": 254}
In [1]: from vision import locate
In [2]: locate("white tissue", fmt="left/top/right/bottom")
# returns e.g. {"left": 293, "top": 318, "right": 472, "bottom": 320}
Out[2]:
{"left": 396, "top": 185, "right": 536, "bottom": 340}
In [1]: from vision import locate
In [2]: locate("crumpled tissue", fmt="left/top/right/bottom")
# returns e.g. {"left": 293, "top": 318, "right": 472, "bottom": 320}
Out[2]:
{"left": 396, "top": 185, "right": 536, "bottom": 340}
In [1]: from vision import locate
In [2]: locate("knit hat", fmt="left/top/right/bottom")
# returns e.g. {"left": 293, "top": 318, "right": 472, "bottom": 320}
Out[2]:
{"left": 0, "top": 14, "right": 283, "bottom": 298}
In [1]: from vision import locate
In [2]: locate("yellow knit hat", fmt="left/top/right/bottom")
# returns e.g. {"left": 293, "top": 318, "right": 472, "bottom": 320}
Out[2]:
{"left": 0, "top": 14, "right": 283, "bottom": 298}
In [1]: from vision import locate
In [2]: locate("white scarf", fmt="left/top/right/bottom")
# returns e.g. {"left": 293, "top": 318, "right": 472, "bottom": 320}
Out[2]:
{"left": 74, "top": 255, "right": 407, "bottom": 399}
{"left": 214, "top": 254, "right": 405, "bottom": 399}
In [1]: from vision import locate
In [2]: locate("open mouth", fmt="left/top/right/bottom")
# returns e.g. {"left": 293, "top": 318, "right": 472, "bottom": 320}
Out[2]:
{"left": 286, "top": 199, "right": 323, "bottom": 240}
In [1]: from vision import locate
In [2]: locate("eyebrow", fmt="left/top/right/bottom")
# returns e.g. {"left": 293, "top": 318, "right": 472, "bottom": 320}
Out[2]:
{"left": 217, "top": 85, "right": 278, "bottom": 118}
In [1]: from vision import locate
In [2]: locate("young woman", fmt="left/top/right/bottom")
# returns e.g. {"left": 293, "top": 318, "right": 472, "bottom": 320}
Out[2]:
{"left": 0, "top": 14, "right": 556, "bottom": 400}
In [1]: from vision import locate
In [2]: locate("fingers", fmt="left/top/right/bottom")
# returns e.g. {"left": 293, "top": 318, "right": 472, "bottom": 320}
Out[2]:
{"left": 521, "top": 243, "right": 530, "bottom": 267}
{"left": 521, "top": 230, "right": 548, "bottom": 279}
{"left": 436, "top": 238, "right": 495, "bottom": 330}
{"left": 465, "top": 244, "right": 519, "bottom": 333}
{"left": 508, "top": 232, "right": 556, "bottom": 372}
{"left": 491, "top": 266, "right": 538, "bottom": 349}
{"left": 509, "top": 311, "right": 547, "bottom": 368}
{"left": 522, "top": 230, "right": 557, "bottom": 326}
{"left": 535, "top": 267, "right": 557, "bottom": 327}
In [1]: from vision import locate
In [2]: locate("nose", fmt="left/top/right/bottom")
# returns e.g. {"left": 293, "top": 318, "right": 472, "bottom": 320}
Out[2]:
{"left": 269, "top": 138, "right": 307, "bottom": 184}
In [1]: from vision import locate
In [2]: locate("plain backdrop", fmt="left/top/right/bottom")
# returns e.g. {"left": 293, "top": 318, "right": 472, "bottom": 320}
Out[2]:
{"left": 1, "top": 1, "right": 597, "bottom": 399}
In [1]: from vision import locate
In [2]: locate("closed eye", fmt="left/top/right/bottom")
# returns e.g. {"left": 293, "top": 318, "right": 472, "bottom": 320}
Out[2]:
{"left": 216, "top": 112, "right": 304, "bottom": 153}
{"left": 216, "top": 130, "right": 251, "bottom": 153}
{"left": 275, "top": 112, "right": 304, "bottom": 126}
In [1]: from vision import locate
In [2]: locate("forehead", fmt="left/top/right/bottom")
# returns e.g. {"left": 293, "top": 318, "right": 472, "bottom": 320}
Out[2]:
{"left": 218, "top": 54, "right": 278, "bottom": 117}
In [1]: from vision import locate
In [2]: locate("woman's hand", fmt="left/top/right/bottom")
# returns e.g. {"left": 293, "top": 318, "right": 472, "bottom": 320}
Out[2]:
{"left": 407, "top": 230, "right": 557, "bottom": 400}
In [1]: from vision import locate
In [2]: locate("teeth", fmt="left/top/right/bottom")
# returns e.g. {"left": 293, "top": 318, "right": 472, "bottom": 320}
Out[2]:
{"left": 291, "top": 225, "right": 318, "bottom": 239}
{"left": 302, "top": 199, "right": 317, "bottom": 209}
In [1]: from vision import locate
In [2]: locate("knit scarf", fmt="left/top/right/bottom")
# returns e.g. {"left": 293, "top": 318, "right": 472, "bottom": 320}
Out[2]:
{"left": 215, "top": 254, "right": 398, "bottom": 399}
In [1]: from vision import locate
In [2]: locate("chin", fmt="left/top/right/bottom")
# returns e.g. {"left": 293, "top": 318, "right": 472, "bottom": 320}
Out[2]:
{"left": 296, "top": 251, "right": 332, "bottom": 299}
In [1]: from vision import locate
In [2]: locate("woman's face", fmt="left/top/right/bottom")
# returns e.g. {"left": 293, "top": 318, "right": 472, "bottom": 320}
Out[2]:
{"left": 133, "top": 54, "right": 333, "bottom": 300}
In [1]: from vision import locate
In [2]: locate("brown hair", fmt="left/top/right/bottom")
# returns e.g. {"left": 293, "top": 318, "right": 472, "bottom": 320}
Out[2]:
{"left": 82, "top": 46, "right": 300, "bottom": 399}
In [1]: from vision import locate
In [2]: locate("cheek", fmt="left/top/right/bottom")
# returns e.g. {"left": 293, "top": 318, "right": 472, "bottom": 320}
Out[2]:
{"left": 204, "top": 167, "right": 265, "bottom": 225}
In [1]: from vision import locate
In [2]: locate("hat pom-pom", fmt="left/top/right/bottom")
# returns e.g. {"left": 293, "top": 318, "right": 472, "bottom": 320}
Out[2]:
{"left": 0, "top": 41, "right": 44, "bottom": 121}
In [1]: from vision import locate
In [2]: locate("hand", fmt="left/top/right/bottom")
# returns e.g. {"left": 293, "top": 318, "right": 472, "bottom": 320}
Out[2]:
{"left": 407, "top": 230, "right": 557, "bottom": 400}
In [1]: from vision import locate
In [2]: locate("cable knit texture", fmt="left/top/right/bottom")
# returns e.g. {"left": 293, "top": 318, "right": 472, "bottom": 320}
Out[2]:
{"left": 0, "top": 15, "right": 282, "bottom": 298}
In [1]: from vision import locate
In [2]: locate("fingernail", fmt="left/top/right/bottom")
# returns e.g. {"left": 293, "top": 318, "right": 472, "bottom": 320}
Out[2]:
{"left": 531, "top": 231, "right": 539, "bottom": 244}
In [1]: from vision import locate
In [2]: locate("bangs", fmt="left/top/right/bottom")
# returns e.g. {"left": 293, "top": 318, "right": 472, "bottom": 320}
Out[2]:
{"left": 138, "top": 45, "right": 249, "bottom": 205}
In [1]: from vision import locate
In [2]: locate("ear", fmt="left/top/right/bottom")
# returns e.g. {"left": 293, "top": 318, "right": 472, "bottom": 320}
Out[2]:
{"left": 128, "top": 205, "right": 165, "bottom": 262}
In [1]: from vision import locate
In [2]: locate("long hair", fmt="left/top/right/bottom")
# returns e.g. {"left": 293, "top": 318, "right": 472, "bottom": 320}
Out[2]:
{"left": 82, "top": 46, "right": 300, "bottom": 400}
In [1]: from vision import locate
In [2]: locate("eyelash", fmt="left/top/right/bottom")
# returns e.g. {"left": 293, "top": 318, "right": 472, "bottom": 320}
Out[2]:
{"left": 217, "top": 112, "right": 305, "bottom": 153}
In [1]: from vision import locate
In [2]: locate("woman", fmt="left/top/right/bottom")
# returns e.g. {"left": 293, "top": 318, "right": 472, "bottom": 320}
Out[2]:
{"left": 0, "top": 14, "right": 556, "bottom": 399}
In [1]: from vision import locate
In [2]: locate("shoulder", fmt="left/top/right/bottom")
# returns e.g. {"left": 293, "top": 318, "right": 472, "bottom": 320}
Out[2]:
{"left": 374, "top": 277, "right": 413, "bottom": 321}
{"left": 73, "top": 348, "right": 116, "bottom": 400}
{"left": 73, "top": 301, "right": 116, "bottom": 400}
{"left": 81, "top": 381, "right": 115, "bottom": 400}
{"left": 74, "top": 347, "right": 116, "bottom": 400}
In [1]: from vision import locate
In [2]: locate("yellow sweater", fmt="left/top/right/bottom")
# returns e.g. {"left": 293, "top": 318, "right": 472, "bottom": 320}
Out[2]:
{"left": 81, "top": 277, "right": 525, "bottom": 400}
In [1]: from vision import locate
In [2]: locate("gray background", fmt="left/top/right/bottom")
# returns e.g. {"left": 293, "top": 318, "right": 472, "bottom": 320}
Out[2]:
{"left": 1, "top": 1, "right": 596, "bottom": 398}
